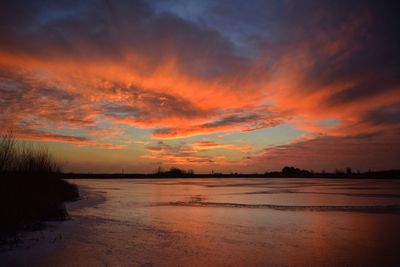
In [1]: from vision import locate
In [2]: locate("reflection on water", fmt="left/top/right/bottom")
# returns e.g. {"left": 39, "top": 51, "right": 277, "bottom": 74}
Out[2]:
{"left": 37, "top": 178, "right": 400, "bottom": 266}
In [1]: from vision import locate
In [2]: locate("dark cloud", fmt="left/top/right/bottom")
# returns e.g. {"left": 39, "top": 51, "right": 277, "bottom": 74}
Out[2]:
{"left": 0, "top": 68, "right": 93, "bottom": 128}
{"left": 101, "top": 85, "right": 208, "bottom": 124}
{"left": 296, "top": 1, "right": 400, "bottom": 106}
{"left": 0, "top": 0, "right": 245, "bottom": 79}
{"left": 152, "top": 112, "right": 281, "bottom": 138}
{"left": 1, "top": 0, "right": 399, "bottom": 170}
{"left": 363, "top": 105, "right": 400, "bottom": 125}
{"left": 203, "top": 113, "right": 281, "bottom": 131}
{"left": 255, "top": 131, "right": 400, "bottom": 171}
{"left": 326, "top": 79, "right": 398, "bottom": 107}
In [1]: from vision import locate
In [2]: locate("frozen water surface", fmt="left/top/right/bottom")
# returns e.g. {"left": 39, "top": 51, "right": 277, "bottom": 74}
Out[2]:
{"left": 2, "top": 178, "right": 400, "bottom": 266}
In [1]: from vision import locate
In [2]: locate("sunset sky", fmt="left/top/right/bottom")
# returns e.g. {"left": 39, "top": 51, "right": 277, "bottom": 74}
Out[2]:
{"left": 1, "top": 0, "right": 399, "bottom": 173}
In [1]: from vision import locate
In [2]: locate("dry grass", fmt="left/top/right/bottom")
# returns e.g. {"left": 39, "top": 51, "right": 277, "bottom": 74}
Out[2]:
{"left": 0, "top": 132, "right": 79, "bottom": 235}
{"left": 0, "top": 131, "right": 60, "bottom": 174}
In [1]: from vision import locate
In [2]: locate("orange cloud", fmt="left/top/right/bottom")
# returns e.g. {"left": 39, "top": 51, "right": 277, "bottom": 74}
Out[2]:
{"left": 152, "top": 113, "right": 282, "bottom": 139}
{"left": 0, "top": 1, "right": 399, "bottom": 171}
{"left": 143, "top": 140, "right": 251, "bottom": 166}
{"left": 4, "top": 128, "right": 123, "bottom": 150}
{"left": 143, "top": 142, "right": 225, "bottom": 165}
{"left": 191, "top": 141, "right": 251, "bottom": 152}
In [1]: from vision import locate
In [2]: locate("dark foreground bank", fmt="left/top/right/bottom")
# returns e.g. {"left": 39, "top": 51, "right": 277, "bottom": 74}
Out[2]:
{"left": 0, "top": 132, "right": 79, "bottom": 237}
{"left": 0, "top": 174, "right": 79, "bottom": 236}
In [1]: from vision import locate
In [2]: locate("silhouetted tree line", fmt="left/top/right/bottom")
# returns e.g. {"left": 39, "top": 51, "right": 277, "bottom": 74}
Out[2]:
{"left": 66, "top": 166, "right": 400, "bottom": 179}
{"left": 264, "top": 166, "right": 400, "bottom": 179}
{"left": 155, "top": 167, "right": 194, "bottom": 177}
{"left": 0, "top": 132, "right": 79, "bottom": 236}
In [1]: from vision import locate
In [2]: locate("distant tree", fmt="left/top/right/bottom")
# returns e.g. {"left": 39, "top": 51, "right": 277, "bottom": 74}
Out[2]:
{"left": 281, "top": 166, "right": 311, "bottom": 177}
{"left": 156, "top": 166, "right": 164, "bottom": 174}
{"left": 335, "top": 169, "right": 344, "bottom": 174}
{"left": 282, "top": 166, "right": 296, "bottom": 174}
{"left": 168, "top": 167, "right": 185, "bottom": 175}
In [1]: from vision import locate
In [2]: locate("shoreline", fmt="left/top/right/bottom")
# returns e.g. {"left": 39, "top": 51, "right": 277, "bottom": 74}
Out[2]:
{"left": 0, "top": 185, "right": 104, "bottom": 267}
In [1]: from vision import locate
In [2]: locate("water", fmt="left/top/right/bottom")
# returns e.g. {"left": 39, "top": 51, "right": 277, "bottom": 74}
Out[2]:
{"left": 11, "top": 178, "right": 400, "bottom": 266}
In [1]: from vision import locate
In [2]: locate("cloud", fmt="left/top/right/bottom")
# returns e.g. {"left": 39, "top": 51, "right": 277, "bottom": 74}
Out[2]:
{"left": 100, "top": 85, "right": 210, "bottom": 128}
{"left": 0, "top": 0, "right": 399, "bottom": 170}
{"left": 362, "top": 104, "right": 400, "bottom": 125}
{"left": 191, "top": 141, "right": 251, "bottom": 152}
{"left": 250, "top": 130, "right": 400, "bottom": 172}
{"left": 6, "top": 128, "right": 123, "bottom": 149}
{"left": 143, "top": 140, "right": 250, "bottom": 165}
{"left": 143, "top": 142, "right": 221, "bottom": 165}
{"left": 152, "top": 113, "right": 282, "bottom": 139}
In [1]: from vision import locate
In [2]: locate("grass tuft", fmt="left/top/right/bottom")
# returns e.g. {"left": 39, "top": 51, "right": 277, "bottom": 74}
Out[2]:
{"left": 0, "top": 131, "right": 79, "bottom": 235}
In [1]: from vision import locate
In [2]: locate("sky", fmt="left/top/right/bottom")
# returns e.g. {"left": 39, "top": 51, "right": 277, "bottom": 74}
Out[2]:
{"left": 0, "top": 0, "right": 399, "bottom": 173}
